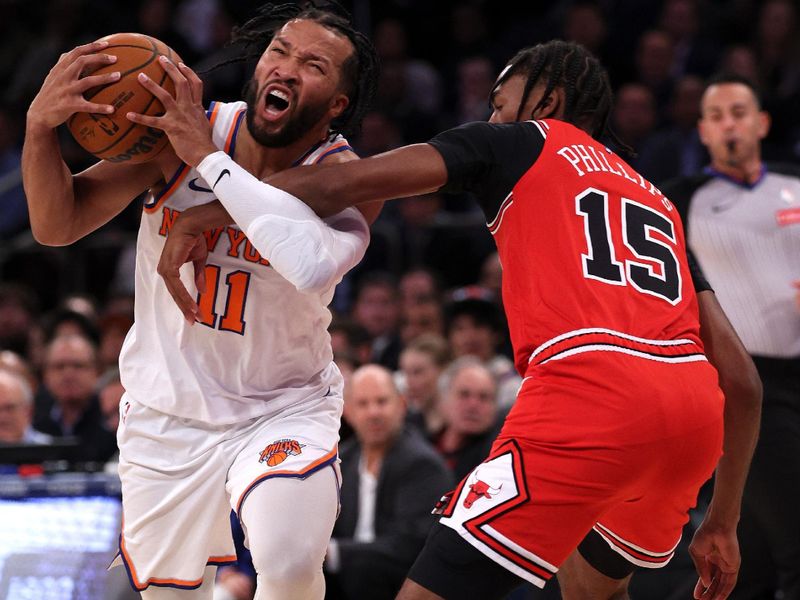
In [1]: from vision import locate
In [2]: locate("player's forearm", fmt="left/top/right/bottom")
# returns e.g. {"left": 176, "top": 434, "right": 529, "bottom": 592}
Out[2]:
{"left": 706, "top": 388, "right": 760, "bottom": 525}
{"left": 174, "top": 200, "right": 234, "bottom": 235}
{"left": 267, "top": 144, "right": 449, "bottom": 218}
{"left": 22, "top": 120, "right": 79, "bottom": 245}
{"left": 196, "top": 152, "right": 369, "bottom": 292}
{"left": 696, "top": 290, "right": 762, "bottom": 526}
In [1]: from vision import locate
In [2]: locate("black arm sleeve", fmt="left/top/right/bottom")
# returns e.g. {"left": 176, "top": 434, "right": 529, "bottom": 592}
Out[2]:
{"left": 428, "top": 121, "right": 545, "bottom": 222}
{"left": 687, "top": 248, "right": 712, "bottom": 293}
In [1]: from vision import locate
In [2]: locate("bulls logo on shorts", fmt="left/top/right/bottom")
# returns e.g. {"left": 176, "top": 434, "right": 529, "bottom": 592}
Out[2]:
{"left": 463, "top": 467, "right": 504, "bottom": 508}
{"left": 259, "top": 438, "right": 305, "bottom": 467}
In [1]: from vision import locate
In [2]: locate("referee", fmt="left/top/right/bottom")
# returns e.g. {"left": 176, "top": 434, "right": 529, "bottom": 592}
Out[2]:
{"left": 663, "top": 73, "right": 800, "bottom": 600}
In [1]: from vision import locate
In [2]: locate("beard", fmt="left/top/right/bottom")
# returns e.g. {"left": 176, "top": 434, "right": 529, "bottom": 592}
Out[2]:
{"left": 243, "top": 79, "right": 331, "bottom": 148}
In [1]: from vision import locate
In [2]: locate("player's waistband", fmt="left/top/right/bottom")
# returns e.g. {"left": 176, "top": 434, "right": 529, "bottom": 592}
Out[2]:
{"left": 528, "top": 328, "right": 707, "bottom": 367}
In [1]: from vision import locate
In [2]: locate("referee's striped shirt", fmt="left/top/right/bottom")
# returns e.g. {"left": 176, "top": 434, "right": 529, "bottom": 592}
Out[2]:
{"left": 663, "top": 164, "right": 800, "bottom": 359}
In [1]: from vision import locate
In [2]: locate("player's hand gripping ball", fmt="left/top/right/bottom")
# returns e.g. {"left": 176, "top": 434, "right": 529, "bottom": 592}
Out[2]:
{"left": 67, "top": 33, "right": 182, "bottom": 164}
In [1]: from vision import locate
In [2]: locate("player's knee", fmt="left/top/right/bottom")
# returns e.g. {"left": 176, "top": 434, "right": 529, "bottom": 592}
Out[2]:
{"left": 251, "top": 540, "right": 323, "bottom": 596}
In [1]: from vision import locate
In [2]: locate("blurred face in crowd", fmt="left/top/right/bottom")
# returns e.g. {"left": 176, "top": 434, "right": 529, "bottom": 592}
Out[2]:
{"left": 448, "top": 315, "right": 497, "bottom": 361}
{"left": 400, "top": 300, "right": 444, "bottom": 345}
{"left": 0, "top": 371, "right": 33, "bottom": 443}
{"left": 443, "top": 364, "right": 497, "bottom": 436}
{"left": 613, "top": 84, "right": 657, "bottom": 146}
{"left": 354, "top": 283, "right": 400, "bottom": 337}
{"left": 345, "top": 365, "right": 406, "bottom": 449}
{"left": 399, "top": 270, "right": 438, "bottom": 307}
{"left": 399, "top": 348, "right": 442, "bottom": 411}
{"left": 698, "top": 82, "right": 769, "bottom": 170}
{"left": 43, "top": 336, "right": 99, "bottom": 407}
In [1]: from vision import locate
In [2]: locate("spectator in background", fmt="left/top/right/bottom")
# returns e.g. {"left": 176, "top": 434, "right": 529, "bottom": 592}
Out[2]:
{"left": 751, "top": 0, "right": 800, "bottom": 159}
{"left": 478, "top": 252, "right": 503, "bottom": 305}
{"left": 662, "top": 73, "right": 799, "bottom": 600}
{"left": 0, "top": 284, "right": 40, "bottom": 359}
{"left": 399, "top": 268, "right": 442, "bottom": 309}
{"left": 351, "top": 110, "right": 404, "bottom": 157}
{"left": 34, "top": 334, "right": 116, "bottom": 463}
{"left": 327, "top": 364, "right": 453, "bottom": 600}
{"left": 398, "top": 334, "right": 451, "bottom": 440}
{"left": 399, "top": 298, "right": 444, "bottom": 346}
{"left": 0, "top": 369, "right": 52, "bottom": 445}
{"left": 41, "top": 307, "right": 100, "bottom": 346}
{"left": 136, "top": 0, "right": 197, "bottom": 66}
{"left": 0, "top": 351, "right": 37, "bottom": 396}
{"left": 720, "top": 45, "right": 761, "bottom": 87}
{"left": 329, "top": 318, "right": 373, "bottom": 369}
{"left": 352, "top": 272, "right": 402, "bottom": 369}
{"left": 444, "top": 297, "right": 520, "bottom": 410}
{"left": 0, "top": 105, "right": 27, "bottom": 240}
{"left": 562, "top": 1, "right": 609, "bottom": 64}
{"left": 433, "top": 357, "right": 501, "bottom": 481}
{"left": 97, "top": 311, "right": 134, "bottom": 372}
{"left": 611, "top": 83, "right": 658, "bottom": 162}
{"left": 449, "top": 55, "right": 496, "bottom": 126}
{"left": 638, "top": 75, "right": 708, "bottom": 183}
{"left": 634, "top": 29, "right": 676, "bottom": 112}
{"left": 657, "top": 0, "right": 720, "bottom": 79}
{"left": 373, "top": 17, "right": 442, "bottom": 118}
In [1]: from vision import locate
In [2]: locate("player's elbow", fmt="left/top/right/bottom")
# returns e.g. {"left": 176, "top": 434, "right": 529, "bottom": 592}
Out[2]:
{"left": 292, "top": 256, "right": 340, "bottom": 294}
{"left": 30, "top": 222, "right": 78, "bottom": 247}
{"left": 721, "top": 359, "right": 763, "bottom": 415}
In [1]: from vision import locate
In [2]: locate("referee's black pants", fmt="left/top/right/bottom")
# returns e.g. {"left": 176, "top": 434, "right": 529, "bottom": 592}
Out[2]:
{"left": 731, "top": 356, "right": 800, "bottom": 600}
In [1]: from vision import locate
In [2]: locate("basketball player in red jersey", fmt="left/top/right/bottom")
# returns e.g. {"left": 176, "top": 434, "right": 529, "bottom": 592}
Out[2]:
{"left": 148, "top": 41, "right": 761, "bottom": 600}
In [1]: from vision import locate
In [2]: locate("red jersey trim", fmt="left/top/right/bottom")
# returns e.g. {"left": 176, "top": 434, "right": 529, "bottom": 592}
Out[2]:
{"left": 488, "top": 191, "right": 514, "bottom": 235}
{"left": 528, "top": 328, "right": 705, "bottom": 366}
{"left": 593, "top": 523, "right": 679, "bottom": 568}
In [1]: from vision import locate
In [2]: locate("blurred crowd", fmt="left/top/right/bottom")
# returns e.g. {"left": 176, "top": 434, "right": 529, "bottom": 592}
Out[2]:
{"left": 1, "top": 1, "right": 799, "bottom": 599}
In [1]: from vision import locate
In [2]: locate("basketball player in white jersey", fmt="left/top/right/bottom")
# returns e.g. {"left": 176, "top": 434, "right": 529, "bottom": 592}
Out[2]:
{"left": 22, "top": 4, "right": 380, "bottom": 599}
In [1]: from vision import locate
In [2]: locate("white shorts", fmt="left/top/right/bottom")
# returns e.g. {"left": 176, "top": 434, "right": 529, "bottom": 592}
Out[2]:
{"left": 112, "top": 391, "right": 342, "bottom": 591}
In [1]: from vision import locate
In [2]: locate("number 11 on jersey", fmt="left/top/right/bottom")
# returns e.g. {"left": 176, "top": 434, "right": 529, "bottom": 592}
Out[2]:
{"left": 196, "top": 264, "right": 251, "bottom": 335}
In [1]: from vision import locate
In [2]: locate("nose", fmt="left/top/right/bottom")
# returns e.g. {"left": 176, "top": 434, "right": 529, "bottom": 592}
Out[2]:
{"left": 271, "top": 60, "right": 300, "bottom": 84}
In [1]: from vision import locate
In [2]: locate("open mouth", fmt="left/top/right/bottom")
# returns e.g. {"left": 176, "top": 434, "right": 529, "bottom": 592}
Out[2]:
{"left": 264, "top": 88, "right": 291, "bottom": 118}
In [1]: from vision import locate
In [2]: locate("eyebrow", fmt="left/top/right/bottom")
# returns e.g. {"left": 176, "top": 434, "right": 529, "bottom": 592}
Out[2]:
{"left": 272, "top": 35, "right": 333, "bottom": 66}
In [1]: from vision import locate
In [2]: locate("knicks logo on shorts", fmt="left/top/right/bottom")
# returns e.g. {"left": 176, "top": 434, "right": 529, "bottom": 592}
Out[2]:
{"left": 259, "top": 438, "right": 305, "bottom": 467}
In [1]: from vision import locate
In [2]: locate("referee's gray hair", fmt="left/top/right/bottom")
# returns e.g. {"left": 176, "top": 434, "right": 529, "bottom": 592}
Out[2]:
{"left": 0, "top": 369, "right": 34, "bottom": 407}
{"left": 437, "top": 356, "right": 497, "bottom": 398}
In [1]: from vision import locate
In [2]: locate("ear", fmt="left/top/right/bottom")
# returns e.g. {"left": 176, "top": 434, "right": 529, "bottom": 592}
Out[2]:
{"left": 757, "top": 110, "right": 770, "bottom": 140}
{"left": 697, "top": 117, "right": 709, "bottom": 145}
{"left": 530, "top": 87, "right": 565, "bottom": 120}
{"left": 329, "top": 93, "right": 350, "bottom": 120}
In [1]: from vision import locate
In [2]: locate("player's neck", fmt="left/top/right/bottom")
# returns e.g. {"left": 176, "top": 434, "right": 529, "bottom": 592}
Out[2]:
{"left": 710, "top": 154, "right": 763, "bottom": 186}
{"left": 234, "top": 124, "right": 330, "bottom": 179}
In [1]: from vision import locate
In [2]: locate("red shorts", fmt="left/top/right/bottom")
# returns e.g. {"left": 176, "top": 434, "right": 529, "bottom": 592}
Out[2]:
{"left": 437, "top": 352, "right": 724, "bottom": 588}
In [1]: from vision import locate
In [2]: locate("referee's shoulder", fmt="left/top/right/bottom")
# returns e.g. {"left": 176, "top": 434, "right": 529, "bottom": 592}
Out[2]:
{"left": 766, "top": 162, "right": 800, "bottom": 180}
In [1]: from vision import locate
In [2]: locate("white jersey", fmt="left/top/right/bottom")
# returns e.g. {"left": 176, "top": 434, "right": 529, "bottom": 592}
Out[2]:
{"left": 119, "top": 101, "right": 352, "bottom": 424}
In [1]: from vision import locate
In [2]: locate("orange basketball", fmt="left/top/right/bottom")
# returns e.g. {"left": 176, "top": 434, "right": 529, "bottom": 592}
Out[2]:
{"left": 67, "top": 33, "right": 182, "bottom": 164}
{"left": 266, "top": 451, "right": 287, "bottom": 466}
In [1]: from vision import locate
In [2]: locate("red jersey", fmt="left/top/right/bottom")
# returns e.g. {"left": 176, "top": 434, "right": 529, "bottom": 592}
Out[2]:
{"left": 430, "top": 119, "right": 705, "bottom": 377}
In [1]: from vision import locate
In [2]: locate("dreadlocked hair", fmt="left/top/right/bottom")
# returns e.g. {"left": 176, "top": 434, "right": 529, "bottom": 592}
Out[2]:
{"left": 497, "top": 40, "right": 632, "bottom": 155}
{"left": 214, "top": 1, "right": 378, "bottom": 138}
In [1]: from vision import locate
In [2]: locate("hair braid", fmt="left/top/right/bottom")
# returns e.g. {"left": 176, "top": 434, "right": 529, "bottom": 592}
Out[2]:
{"left": 497, "top": 40, "right": 632, "bottom": 155}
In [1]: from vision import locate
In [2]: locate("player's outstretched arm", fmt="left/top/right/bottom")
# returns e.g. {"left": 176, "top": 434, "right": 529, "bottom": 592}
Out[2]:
{"left": 24, "top": 40, "right": 164, "bottom": 246}
{"left": 266, "top": 143, "right": 449, "bottom": 218}
{"left": 689, "top": 290, "right": 762, "bottom": 600}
